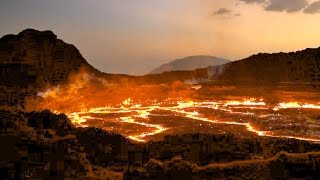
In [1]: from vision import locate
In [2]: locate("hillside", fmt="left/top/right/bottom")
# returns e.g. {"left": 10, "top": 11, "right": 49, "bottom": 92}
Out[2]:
{"left": 214, "top": 48, "right": 320, "bottom": 86}
{"left": 0, "top": 29, "right": 99, "bottom": 106}
{"left": 149, "top": 55, "right": 230, "bottom": 74}
{"left": 1, "top": 29, "right": 320, "bottom": 107}
{"left": 0, "top": 29, "right": 98, "bottom": 88}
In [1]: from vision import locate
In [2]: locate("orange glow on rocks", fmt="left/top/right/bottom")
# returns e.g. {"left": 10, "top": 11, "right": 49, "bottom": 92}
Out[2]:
{"left": 25, "top": 72, "right": 320, "bottom": 143}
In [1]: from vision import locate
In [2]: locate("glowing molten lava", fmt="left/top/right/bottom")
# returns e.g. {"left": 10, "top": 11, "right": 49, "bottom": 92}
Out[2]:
{"left": 25, "top": 73, "right": 320, "bottom": 143}
{"left": 273, "top": 102, "right": 320, "bottom": 111}
{"left": 62, "top": 98, "right": 320, "bottom": 142}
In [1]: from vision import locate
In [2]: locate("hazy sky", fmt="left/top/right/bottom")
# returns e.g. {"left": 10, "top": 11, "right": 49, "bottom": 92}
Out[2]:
{"left": 1, "top": 0, "right": 320, "bottom": 74}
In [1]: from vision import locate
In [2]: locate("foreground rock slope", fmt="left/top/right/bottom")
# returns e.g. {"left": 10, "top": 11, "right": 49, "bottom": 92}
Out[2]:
{"left": 1, "top": 109, "right": 320, "bottom": 179}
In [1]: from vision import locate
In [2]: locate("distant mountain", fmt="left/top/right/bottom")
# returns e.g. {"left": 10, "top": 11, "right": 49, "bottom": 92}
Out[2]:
{"left": 146, "top": 47, "right": 320, "bottom": 86}
{"left": 149, "top": 55, "right": 230, "bottom": 74}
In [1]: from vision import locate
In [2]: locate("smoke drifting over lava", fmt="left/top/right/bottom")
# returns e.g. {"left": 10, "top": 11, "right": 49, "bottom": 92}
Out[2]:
{"left": 24, "top": 70, "right": 320, "bottom": 143}
{"left": 25, "top": 70, "right": 195, "bottom": 113}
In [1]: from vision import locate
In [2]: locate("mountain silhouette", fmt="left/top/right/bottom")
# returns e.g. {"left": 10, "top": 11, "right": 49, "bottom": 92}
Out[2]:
{"left": 150, "top": 55, "right": 230, "bottom": 74}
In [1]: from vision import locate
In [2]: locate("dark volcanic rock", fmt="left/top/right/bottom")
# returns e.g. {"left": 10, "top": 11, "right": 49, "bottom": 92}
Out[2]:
{"left": 0, "top": 110, "right": 130, "bottom": 178}
{"left": 76, "top": 127, "right": 130, "bottom": 166}
{"left": 124, "top": 152, "right": 320, "bottom": 179}
{"left": 144, "top": 47, "right": 320, "bottom": 87}
{"left": 0, "top": 29, "right": 98, "bottom": 106}
{"left": 0, "top": 29, "right": 96, "bottom": 87}
{"left": 1, "top": 109, "right": 320, "bottom": 179}
{"left": 131, "top": 47, "right": 320, "bottom": 86}
{"left": 27, "top": 110, "right": 74, "bottom": 132}
{"left": 124, "top": 134, "right": 320, "bottom": 179}
{"left": 215, "top": 48, "right": 320, "bottom": 86}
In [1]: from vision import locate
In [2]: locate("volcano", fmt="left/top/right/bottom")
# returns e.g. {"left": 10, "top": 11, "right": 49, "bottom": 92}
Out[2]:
{"left": 1, "top": 29, "right": 320, "bottom": 179}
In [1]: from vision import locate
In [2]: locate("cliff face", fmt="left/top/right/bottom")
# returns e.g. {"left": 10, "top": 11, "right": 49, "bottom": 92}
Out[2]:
{"left": 216, "top": 48, "right": 320, "bottom": 86}
{"left": 0, "top": 29, "right": 98, "bottom": 106}
{"left": 0, "top": 29, "right": 96, "bottom": 88}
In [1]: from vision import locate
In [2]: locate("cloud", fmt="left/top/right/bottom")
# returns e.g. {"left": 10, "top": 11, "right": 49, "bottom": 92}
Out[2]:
{"left": 239, "top": 0, "right": 320, "bottom": 14}
{"left": 213, "top": 8, "right": 241, "bottom": 18}
{"left": 215, "top": 0, "right": 319, "bottom": 17}
{"left": 265, "top": 0, "right": 308, "bottom": 13}
{"left": 213, "top": 8, "right": 232, "bottom": 15}
{"left": 239, "top": 0, "right": 266, "bottom": 4}
{"left": 303, "top": 0, "right": 320, "bottom": 14}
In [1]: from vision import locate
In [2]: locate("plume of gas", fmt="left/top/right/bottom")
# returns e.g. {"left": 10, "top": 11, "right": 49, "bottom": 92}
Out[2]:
{"left": 25, "top": 71, "right": 198, "bottom": 114}
{"left": 25, "top": 69, "right": 112, "bottom": 113}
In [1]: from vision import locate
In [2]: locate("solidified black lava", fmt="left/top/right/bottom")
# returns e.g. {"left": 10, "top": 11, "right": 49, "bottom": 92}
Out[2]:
{"left": 1, "top": 109, "right": 320, "bottom": 179}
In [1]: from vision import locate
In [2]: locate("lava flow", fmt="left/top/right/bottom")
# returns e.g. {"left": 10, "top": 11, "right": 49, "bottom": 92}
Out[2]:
{"left": 65, "top": 97, "right": 320, "bottom": 142}
{"left": 25, "top": 73, "right": 320, "bottom": 143}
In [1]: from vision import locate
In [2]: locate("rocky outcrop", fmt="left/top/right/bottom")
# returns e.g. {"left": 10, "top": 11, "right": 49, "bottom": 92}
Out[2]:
{"left": 0, "top": 29, "right": 98, "bottom": 106}
{"left": 214, "top": 48, "right": 320, "bottom": 86}
{"left": 1, "top": 109, "right": 320, "bottom": 179}
{"left": 123, "top": 133, "right": 320, "bottom": 179}
{"left": 124, "top": 151, "right": 320, "bottom": 179}
{"left": 0, "top": 29, "right": 97, "bottom": 87}
{"left": 0, "top": 110, "right": 130, "bottom": 179}
{"left": 27, "top": 110, "right": 74, "bottom": 134}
